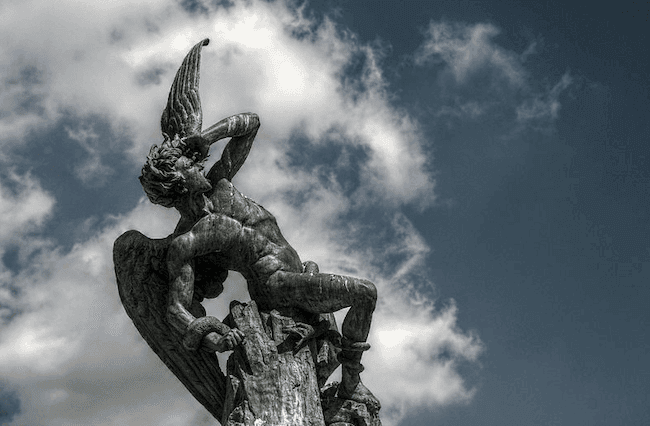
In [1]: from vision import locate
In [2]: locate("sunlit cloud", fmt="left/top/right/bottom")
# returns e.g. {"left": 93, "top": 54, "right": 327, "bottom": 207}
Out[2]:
{"left": 435, "top": 98, "right": 487, "bottom": 119}
{"left": 516, "top": 71, "right": 573, "bottom": 123}
{"left": 415, "top": 21, "right": 527, "bottom": 88}
{"left": 520, "top": 41, "right": 537, "bottom": 63}
{"left": 65, "top": 125, "right": 115, "bottom": 187}
{"left": 415, "top": 20, "right": 572, "bottom": 135}
{"left": 0, "top": 172, "right": 54, "bottom": 245}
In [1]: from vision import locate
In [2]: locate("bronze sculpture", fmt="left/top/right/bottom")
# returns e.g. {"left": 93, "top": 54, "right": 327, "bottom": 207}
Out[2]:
{"left": 114, "top": 39, "right": 380, "bottom": 425}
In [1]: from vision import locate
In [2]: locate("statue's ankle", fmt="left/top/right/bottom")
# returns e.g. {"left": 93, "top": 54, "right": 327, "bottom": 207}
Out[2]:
{"left": 340, "top": 337, "right": 371, "bottom": 352}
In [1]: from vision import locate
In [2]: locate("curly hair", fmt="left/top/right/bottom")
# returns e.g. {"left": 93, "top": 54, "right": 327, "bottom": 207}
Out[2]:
{"left": 139, "top": 136, "right": 189, "bottom": 208}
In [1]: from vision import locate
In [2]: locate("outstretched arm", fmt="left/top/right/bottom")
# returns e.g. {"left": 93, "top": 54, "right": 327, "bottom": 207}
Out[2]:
{"left": 196, "top": 113, "right": 260, "bottom": 182}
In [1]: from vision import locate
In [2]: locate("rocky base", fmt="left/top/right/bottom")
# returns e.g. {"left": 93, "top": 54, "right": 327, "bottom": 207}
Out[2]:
{"left": 321, "top": 382, "right": 382, "bottom": 426}
{"left": 222, "top": 301, "right": 325, "bottom": 425}
{"left": 221, "top": 301, "right": 380, "bottom": 426}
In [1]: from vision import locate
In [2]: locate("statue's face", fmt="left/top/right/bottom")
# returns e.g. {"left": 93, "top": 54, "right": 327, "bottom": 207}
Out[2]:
{"left": 175, "top": 156, "right": 212, "bottom": 194}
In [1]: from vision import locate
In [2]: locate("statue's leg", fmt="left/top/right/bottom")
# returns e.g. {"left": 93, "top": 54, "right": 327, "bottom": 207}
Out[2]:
{"left": 254, "top": 271, "right": 376, "bottom": 342}
{"left": 252, "top": 271, "right": 380, "bottom": 408}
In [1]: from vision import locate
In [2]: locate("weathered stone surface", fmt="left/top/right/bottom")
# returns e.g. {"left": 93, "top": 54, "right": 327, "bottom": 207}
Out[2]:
{"left": 321, "top": 383, "right": 382, "bottom": 426}
{"left": 114, "top": 38, "right": 382, "bottom": 425}
{"left": 114, "top": 231, "right": 227, "bottom": 419}
{"left": 222, "top": 301, "right": 325, "bottom": 426}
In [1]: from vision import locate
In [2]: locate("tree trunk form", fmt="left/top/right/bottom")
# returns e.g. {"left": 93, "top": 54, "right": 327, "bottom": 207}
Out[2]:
{"left": 221, "top": 301, "right": 381, "bottom": 426}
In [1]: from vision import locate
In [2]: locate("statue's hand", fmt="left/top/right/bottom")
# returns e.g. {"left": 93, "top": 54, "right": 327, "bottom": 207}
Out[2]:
{"left": 203, "top": 329, "right": 245, "bottom": 353}
{"left": 184, "top": 135, "right": 210, "bottom": 161}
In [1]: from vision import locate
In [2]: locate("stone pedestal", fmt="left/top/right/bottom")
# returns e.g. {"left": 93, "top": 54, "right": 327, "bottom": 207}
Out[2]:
{"left": 222, "top": 301, "right": 327, "bottom": 426}
{"left": 221, "top": 301, "right": 380, "bottom": 426}
{"left": 320, "top": 382, "right": 382, "bottom": 426}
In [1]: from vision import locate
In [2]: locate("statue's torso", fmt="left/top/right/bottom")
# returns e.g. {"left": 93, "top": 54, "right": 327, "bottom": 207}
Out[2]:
{"left": 197, "top": 179, "right": 303, "bottom": 283}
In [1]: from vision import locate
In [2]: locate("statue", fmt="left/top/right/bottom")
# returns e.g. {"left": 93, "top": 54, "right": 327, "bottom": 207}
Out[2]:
{"left": 114, "top": 39, "right": 381, "bottom": 425}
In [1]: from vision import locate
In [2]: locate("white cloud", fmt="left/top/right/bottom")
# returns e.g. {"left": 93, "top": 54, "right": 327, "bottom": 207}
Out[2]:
{"left": 516, "top": 71, "right": 573, "bottom": 123}
{"left": 415, "top": 21, "right": 526, "bottom": 88}
{"left": 0, "top": 201, "right": 202, "bottom": 425}
{"left": 368, "top": 298, "right": 481, "bottom": 421}
{"left": 435, "top": 98, "right": 487, "bottom": 119}
{"left": 0, "top": 1, "right": 480, "bottom": 425}
{"left": 415, "top": 21, "right": 572, "bottom": 134}
{"left": 520, "top": 41, "right": 538, "bottom": 63}
{"left": 65, "top": 125, "right": 115, "bottom": 187}
{"left": 1, "top": 199, "right": 482, "bottom": 426}
{"left": 0, "top": 0, "right": 434, "bottom": 206}
{"left": 0, "top": 171, "right": 55, "bottom": 247}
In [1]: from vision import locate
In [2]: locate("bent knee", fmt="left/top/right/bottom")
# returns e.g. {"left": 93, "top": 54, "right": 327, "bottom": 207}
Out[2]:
{"left": 359, "top": 279, "right": 377, "bottom": 305}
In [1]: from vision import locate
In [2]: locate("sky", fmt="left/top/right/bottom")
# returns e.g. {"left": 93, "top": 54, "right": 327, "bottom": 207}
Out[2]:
{"left": 0, "top": 0, "right": 648, "bottom": 425}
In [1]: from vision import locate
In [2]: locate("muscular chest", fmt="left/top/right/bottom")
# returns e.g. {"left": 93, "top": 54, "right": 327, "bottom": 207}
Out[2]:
{"left": 208, "top": 179, "right": 275, "bottom": 226}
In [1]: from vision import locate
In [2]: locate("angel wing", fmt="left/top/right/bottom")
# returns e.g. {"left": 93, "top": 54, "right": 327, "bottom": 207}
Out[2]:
{"left": 113, "top": 230, "right": 227, "bottom": 420}
{"left": 161, "top": 38, "right": 209, "bottom": 140}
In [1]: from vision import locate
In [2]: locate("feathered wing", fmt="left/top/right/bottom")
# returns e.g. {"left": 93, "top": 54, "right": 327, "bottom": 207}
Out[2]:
{"left": 113, "top": 230, "right": 227, "bottom": 420}
{"left": 161, "top": 38, "right": 209, "bottom": 139}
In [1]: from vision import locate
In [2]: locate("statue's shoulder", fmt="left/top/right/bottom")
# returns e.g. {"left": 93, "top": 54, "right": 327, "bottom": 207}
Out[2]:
{"left": 210, "top": 177, "right": 235, "bottom": 191}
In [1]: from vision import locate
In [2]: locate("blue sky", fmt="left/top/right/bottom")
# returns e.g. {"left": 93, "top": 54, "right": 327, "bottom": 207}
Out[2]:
{"left": 0, "top": 1, "right": 648, "bottom": 425}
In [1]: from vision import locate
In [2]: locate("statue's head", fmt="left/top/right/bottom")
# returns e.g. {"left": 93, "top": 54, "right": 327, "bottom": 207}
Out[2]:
{"left": 139, "top": 136, "right": 189, "bottom": 208}
{"left": 140, "top": 136, "right": 211, "bottom": 208}
{"left": 142, "top": 38, "right": 212, "bottom": 209}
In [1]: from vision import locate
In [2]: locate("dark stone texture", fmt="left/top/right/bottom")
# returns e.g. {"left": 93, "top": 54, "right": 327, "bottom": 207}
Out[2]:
{"left": 114, "top": 39, "right": 381, "bottom": 424}
{"left": 114, "top": 231, "right": 227, "bottom": 419}
{"left": 222, "top": 301, "right": 324, "bottom": 425}
{"left": 321, "top": 382, "right": 381, "bottom": 426}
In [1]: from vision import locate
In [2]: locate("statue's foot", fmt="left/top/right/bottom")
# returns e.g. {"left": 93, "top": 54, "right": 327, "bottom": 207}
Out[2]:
{"left": 337, "top": 379, "right": 381, "bottom": 412}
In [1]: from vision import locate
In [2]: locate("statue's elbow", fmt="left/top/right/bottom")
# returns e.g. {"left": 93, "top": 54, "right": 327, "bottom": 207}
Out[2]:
{"left": 248, "top": 113, "right": 260, "bottom": 129}
{"left": 167, "top": 235, "right": 193, "bottom": 273}
{"left": 167, "top": 303, "right": 186, "bottom": 332}
{"left": 166, "top": 304, "right": 178, "bottom": 324}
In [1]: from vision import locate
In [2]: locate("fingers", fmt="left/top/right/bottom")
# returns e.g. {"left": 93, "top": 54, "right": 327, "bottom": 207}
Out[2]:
{"left": 231, "top": 329, "right": 245, "bottom": 344}
{"left": 221, "top": 330, "right": 244, "bottom": 351}
{"left": 221, "top": 331, "right": 241, "bottom": 350}
{"left": 226, "top": 329, "right": 244, "bottom": 348}
{"left": 201, "top": 329, "right": 245, "bottom": 353}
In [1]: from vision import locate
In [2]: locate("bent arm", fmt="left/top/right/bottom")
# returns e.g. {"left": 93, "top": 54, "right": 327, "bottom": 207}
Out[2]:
{"left": 201, "top": 113, "right": 260, "bottom": 182}
{"left": 201, "top": 113, "right": 260, "bottom": 145}
{"left": 167, "top": 233, "right": 231, "bottom": 337}
{"left": 166, "top": 217, "right": 247, "bottom": 351}
{"left": 166, "top": 233, "right": 202, "bottom": 334}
